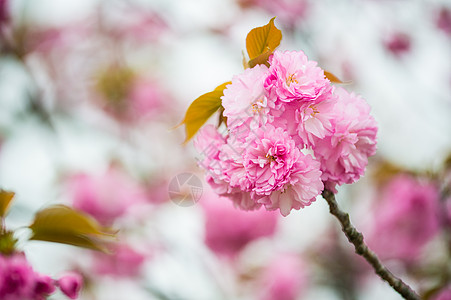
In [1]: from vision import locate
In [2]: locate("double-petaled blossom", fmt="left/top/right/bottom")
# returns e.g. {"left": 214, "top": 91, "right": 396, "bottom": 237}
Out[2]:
{"left": 314, "top": 87, "right": 378, "bottom": 192}
{"left": 242, "top": 125, "right": 323, "bottom": 216}
{"left": 195, "top": 50, "right": 377, "bottom": 216}
{"left": 222, "top": 64, "right": 273, "bottom": 132}
{"left": 264, "top": 50, "right": 331, "bottom": 105}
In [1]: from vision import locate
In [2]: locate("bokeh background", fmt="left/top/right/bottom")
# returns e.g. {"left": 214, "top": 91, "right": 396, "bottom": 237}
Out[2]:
{"left": 1, "top": 0, "right": 451, "bottom": 299}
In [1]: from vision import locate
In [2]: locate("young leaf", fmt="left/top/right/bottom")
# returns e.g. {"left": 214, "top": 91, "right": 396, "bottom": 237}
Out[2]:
{"left": 248, "top": 49, "right": 272, "bottom": 68}
{"left": 0, "top": 190, "right": 15, "bottom": 218}
{"left": 179, "top": 81, "right": 231, "bottom": 143}
{"left": 246, "top": 17, "right": 282, "bottom": 61}
{"left": 29, "top": 205, "right": 115, "bottom": 252}
{"left": 324, "top": 70, "right": 345, "bottom": 84}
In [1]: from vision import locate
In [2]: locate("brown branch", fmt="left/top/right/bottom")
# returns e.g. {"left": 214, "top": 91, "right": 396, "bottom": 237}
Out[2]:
{"left": 321, "top": 189, "right": 421, "bottom": 300}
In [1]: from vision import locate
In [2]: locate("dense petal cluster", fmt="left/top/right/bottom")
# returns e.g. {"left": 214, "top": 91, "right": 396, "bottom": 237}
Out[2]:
{"left": 0, "top": 253, "right": 82, "bottom": 300}
{"left": 195, "top": 50, "right": 378, "bottom": 216}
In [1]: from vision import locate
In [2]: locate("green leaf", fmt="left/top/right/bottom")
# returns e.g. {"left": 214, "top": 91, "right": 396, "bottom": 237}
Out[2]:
{"left": 324, "top": 71, "right": 345, "bottom": 84}
{"left": 28, "top": 205, "right": 115, "bottom": 252}
{"left": 0, "top": 190, "right": 15, "bottom": 218}
{"left": 179, "top": 81, "right": 231, "bottom": 143}
{"left": 246, "top": 17, "right": 282, "bottom": 61}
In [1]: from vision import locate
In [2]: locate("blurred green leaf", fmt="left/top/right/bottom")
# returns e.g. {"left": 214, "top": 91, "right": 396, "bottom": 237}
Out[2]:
{"left": 0, "top": 190, "right": 15, "bottom": 218}
{"left": 246, "top": 17, "right": 281, "bottom": 61}
{"left": 179, "top": 82, "right": 231, "bottom": 143}
{"left": 29, "top": 205, "right": 115, "bottom": 252}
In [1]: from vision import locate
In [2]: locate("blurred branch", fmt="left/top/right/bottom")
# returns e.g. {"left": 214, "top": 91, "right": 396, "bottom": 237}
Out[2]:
{"left": 321, "top": 189, "right": 421, "bottom": 300}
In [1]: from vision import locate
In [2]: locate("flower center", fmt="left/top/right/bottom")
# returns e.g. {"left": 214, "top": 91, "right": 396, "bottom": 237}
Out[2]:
{"left": 307, "top": 105, "right": 319, "bottom": 117}
{"left": 266, "top": 153, "right": 277, "bottom": 162}
{"left": 251, "top": 97, "right": 265, "bottom": 113}
{"left": 286, "top": 74, "right": 299, "bottom": 87}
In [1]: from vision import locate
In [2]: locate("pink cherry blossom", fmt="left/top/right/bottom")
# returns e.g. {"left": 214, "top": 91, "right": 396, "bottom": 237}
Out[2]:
{"left": 242, "top": 125, "right": 323, "bottom": 216}
{"left": 432, "top": 288, "right": 451, "bottom": 300}
{"left": 295, "top": 93, "right": 336, "bottom": 147}
{"left": 265, "top": 50, "right": 331, "bottom": 105}
{"left": 0, "top": 253, "right": 57, "bottom": 300}
{"left": 68, "top": 167, "right": 148, "bottom": 225}
{"left": 126, "top": 78, "right": 170, "bottom": 120}
{"left": 201, "top": 189, "right": 278, "bottom": 257}
{"left": 92, "top": 243, "right": 147, "bottom": 277}
{"left": 383, "top": 32, "right": 411, "bottom": 57}
{"left": 222, "top": 64, "right": 273, "bottom": 131}
{"left": 258, "top": 254, "right": 308, "bottom": 300}
{"left": 367, "top": 174, "right": 440, "bottom": 262}
{"left": 0, "top": 253, "right": 35, "bottom": 300}
{"left": 57, "top": 272, "right": 83, "bottom": 300}
{"left": 33, "top": 275, "right": 56, "bottom": 300}
{"left": 437, "top": 7, "right": 451, "bottom": 37}
{"left": 314, "top": 87, "right": 377, "bottom": 191}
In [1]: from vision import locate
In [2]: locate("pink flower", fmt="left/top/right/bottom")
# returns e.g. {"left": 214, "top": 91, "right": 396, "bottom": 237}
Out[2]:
{"left": 295, "top": 93, "right": 336, "bottom": 147}
{"left": 57, "top": 272, "right": 83, "bottom": 300}
{"left": 258, "top": 254, "right": 308, "bottom": 300}
{"left": 201, "top": 189, "right": 278, "bottom": 257}
{"left": 33, "top": 275, "right": 56, "bottom": 299}
{"left": 265, "top": 50, "right": 331, "bottom": 105}
{"left": 126, "top": 78, "right": 170, "bottom": 120}
{"left": 432, "top": 288, "right": 451, "bottom": 300}
{"left": 367, "top": 175, "right": 440, "bottom": 262}
{"left": 93, "top": 243, "right": 147, "bottom": 277}
{"left": 0, "top": 253, "right": 57, "bottom": 300}
{"left": 243, "top": 125, "right": 323, "bottom": 216}
{"left": 222, "top": 64, "right": 273, "bottom": 131}
{"left": 0, "top": 253, "right": 35, "bottom": 299}
{"left": 383, "top": 32, "right": 411, "bottom": 57}
{"left": 436, "top": 7, "right": 451, "bottom": 36}
{"left": 314, "top": 87, "right": 377, "bottom": 191}
{"left": 68, "top": 168, "right": 148, "bottom": 225}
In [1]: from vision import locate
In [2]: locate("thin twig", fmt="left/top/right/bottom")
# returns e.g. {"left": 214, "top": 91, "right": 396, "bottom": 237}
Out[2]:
{"left": 321, "top": 189, "right": 421, "bottom": 300}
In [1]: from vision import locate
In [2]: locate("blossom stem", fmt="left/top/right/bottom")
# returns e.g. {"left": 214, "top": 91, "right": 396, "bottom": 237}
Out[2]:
{"left": 321, "top": 189, "right": 420, "bottom": 300}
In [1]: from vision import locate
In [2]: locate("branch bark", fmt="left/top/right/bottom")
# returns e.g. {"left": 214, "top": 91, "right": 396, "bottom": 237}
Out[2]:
{"left": 321, "top": 189, "right": 420, "bottom": 300}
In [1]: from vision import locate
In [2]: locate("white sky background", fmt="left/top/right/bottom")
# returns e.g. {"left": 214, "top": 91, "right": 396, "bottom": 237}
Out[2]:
{"left": 0, "top": 0, "right": 450, "bottom": 299}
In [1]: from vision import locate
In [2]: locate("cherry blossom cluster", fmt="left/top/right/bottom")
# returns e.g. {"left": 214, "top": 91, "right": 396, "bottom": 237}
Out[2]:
{"left": 0, "top": 253, "right": 82, "bottom": 300}
{"left": 195, "top": 50, "right": 378, "bottom": 216}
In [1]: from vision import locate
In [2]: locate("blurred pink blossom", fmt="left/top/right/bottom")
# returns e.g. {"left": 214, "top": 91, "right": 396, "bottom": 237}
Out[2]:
{"left": 201, "top": 189, "right": 278, "bottom": 257}
{"left": 57, "top": 272, "right": 83, "bottom": 300}
{"left": 383, "top": 32, "right": 411, "bottom": 57}
{"left": 0, "top": 0, "right": 8, "bottom": 25}
{"left": 126, "top": 78, "right": 170, "bottom": 120}
{"left": 367, "top": 174, "right": 440, "bottom": 262}
{"left": 436, "top": 7, "right": 451, "bottom": 36}
{"left": 68, "top": 168, "right": 148, "bottom": 225}
{"left": 433, "top": 288, "right": 451, "bottom": 300}
{"left": 92, "top": 243, "right": 147, "bottom": 277}
{"left": 238, "top": 0, "right": 308, "bottom": 28}
{"left": 0, "top": 253, "right": 56, "bottom": 300}
{"left": 258, "top": 254, "right": 308, "bottom": 300}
